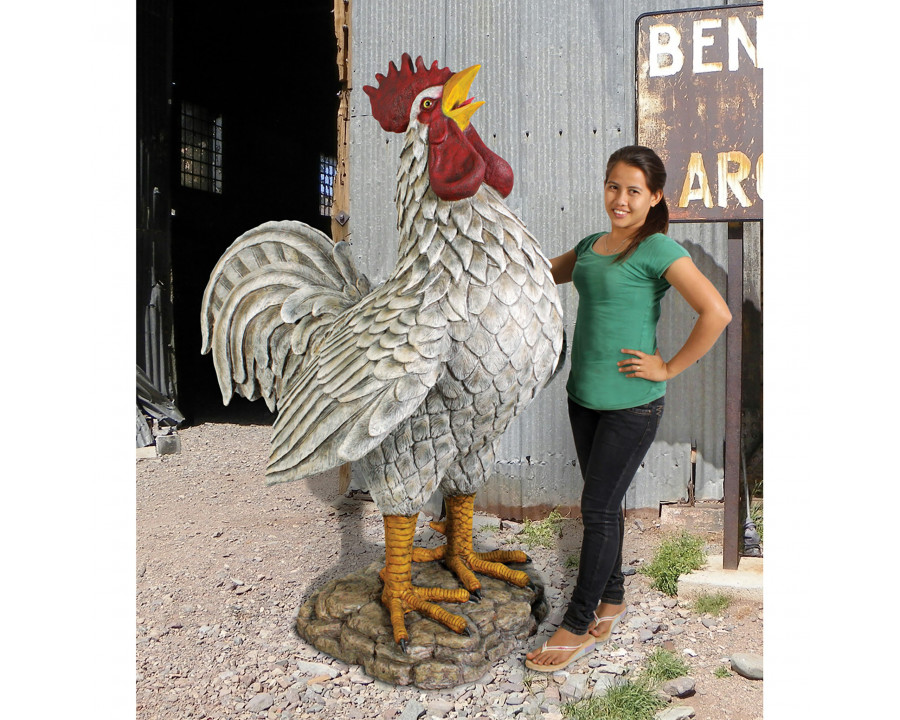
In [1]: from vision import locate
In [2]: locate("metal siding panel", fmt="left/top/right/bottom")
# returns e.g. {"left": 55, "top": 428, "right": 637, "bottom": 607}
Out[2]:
{"left": 350, "top": 0, "right": 734, "bottom": 517}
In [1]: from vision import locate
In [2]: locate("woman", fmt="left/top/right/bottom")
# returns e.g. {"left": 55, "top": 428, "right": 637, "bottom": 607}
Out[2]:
{"left": 525, "top": 145, "right": 731, "bottom": 672}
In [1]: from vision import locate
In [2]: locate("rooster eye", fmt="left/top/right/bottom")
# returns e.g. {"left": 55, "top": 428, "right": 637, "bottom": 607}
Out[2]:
{"left": 422, "top": 99, "right": 434, "bottom": 109}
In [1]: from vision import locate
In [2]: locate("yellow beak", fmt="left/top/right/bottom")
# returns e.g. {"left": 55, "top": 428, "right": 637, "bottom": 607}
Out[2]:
{"left": 442, "top": 64, "right": 485, "bottom": 131}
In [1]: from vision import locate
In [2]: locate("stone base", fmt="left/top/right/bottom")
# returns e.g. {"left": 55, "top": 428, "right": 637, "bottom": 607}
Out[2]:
{"left": 296, "top": 560, "right": 547, "bottom": 689}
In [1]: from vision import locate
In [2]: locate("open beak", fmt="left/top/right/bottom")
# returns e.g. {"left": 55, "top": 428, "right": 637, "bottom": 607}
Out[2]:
{"left": 442, "top": 64, "right": 485, "bottom": 131}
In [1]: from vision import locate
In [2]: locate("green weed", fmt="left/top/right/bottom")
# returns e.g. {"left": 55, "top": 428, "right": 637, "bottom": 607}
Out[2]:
{"left": 714, "top": 665, "right": 732, "bottom": 678}
{"left": 517, "top": 510, "right": 564, "bottom": 549}
{"left": 639, "top": 530, "right": 707, "bottom": 596}
{"left": 563, "top": 677, "right": 665, "bottom": 720}
{"left": 749, "top": 501, "right": 763, "bottom": 543}
{"left": 642, "top": 648, "right": 690, "bottom": 685}
{"left": 564, "top": 554, "right": 580, "bottom": 569}
{"left": 692, "top": 592, "right": 730, "bottom": 616}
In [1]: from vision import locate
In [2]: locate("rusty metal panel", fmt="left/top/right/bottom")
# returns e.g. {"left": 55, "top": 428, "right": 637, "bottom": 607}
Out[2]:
{"left": 636, "top": 4, "right": 763, "bottom": 221}
{"left": 349, "top": 0, "right": 730, "bottom": 517}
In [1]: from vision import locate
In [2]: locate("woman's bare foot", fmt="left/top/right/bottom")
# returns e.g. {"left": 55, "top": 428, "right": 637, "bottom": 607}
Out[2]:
{"left": 589, "top": 601, "right": 626, "bottom": 639}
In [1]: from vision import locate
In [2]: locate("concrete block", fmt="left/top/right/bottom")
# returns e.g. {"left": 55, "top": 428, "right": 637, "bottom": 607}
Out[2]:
{"left": 677, "top": 554, "right": 762, "bottom": 602}
{"left": 660, "top": 504, "right": 723, "bottom": 534}
{"left": 155, "top": 434, "right": 182, "bottom": 455}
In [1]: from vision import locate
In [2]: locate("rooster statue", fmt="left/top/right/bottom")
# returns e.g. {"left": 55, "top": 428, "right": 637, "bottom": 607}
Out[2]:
{"left": 200, "top": 54, "right": 564, "bottom": 650}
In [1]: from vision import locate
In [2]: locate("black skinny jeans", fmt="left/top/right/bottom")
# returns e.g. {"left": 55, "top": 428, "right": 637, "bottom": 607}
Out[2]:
{"left": 561, "top": 395, "right": 665, "bottom": 635}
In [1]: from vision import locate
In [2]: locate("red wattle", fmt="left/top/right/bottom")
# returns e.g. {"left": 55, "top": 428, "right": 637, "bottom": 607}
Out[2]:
{"left": 464, "top": 125, "right": 514, "bottom": 198}
{"left": 428, "top": 118, "right": 486, "bottom": 201}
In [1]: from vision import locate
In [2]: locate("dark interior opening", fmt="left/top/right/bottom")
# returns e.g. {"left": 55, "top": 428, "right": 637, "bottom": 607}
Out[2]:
{"left": 169, "top": 1, "right": 338, "bottom": 424}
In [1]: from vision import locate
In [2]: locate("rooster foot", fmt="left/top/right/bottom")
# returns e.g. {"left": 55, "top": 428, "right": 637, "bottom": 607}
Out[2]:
{"left": 381, "top": 514, "right": 470, "bottom": 649}
{"left": 412, "top": 494, "right": 532, "bottom": 594}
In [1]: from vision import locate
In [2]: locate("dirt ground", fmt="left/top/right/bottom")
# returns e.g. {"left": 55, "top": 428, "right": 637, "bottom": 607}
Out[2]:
{"left": 136, "top": 420, "right": 762, "bottom": 719}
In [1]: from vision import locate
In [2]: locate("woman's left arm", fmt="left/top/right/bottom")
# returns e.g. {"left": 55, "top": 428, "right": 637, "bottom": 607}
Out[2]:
{"left": 619, "top": 256, "right": 732, "bottom": 381}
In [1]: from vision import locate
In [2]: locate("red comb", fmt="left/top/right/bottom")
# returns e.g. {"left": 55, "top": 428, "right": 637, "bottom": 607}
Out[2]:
{"left": 363, "top": 53, "right": 453, "bottom": 133}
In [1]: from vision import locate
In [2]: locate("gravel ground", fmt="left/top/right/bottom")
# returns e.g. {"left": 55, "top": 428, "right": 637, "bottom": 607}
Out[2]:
{"left": 136, "top": 421, "right": 763, "bottom": 719}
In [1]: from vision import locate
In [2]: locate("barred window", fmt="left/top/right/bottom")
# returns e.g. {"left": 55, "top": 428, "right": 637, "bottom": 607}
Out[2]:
{"left": 180, "top": 102, "right": 223, "bottom": 193}
{"left": 319, "top": 154, "right": 336, "bottom": 216}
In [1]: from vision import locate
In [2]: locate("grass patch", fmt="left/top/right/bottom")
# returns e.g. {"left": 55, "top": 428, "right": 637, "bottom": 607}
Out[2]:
{"left": 749, "top": 501, "right": 763, "bottom": 543}
{"left": 565, "top": 554, "right": 580, "bottom": 569}
{"left": 693, "top": 592, "right": 730, "bottom": 616}
{"left": 563, "top": 677, "right": 666, "bottom": 720}
{"left": 642, "top": 648, "right": 690, "bottom": 685}
{"left": 714, "top": 665, "right": 732, "bottom": 678}
{"left": 517, "top": 510, "right": 564, "bottom": 549}
{"left": 562, "top": 650, "right": 690, "bottom": 720}
{"left": 640, "top": 530, "right": 707, "bottom": 596}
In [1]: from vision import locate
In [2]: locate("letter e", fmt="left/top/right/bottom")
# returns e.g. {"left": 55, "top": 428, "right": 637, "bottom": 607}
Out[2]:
{"left": 693, "top": 18, "right": 723, "bottom": 74}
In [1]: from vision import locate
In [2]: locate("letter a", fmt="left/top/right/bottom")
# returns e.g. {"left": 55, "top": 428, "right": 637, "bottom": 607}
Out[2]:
{"left": 679, "top": 153, "right": 713, "bottom": 208}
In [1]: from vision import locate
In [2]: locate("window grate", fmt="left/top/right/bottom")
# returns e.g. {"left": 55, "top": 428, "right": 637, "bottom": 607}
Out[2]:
{"left": 180, "top": 102, "right": 223, "bottom": 193}
{"left": 319, "top": 154, "right": 336, "bottom": 216}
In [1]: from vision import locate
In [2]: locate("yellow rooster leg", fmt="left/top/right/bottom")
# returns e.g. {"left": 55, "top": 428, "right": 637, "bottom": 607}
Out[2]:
{"left": 417, "top": 494, "right": 532, "bottom": 597}
{"left": 380, "top": 514, "right": 470, "bottom": 650}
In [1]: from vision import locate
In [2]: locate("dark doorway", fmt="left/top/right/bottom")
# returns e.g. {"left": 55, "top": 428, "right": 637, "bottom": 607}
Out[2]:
{"left": 168, "top": 1, "right": 338, "bottom": 424}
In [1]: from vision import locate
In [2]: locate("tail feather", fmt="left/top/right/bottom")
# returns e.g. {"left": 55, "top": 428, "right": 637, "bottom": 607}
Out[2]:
{"left": 200, "top": 220, "right": 371, "bottom": 411}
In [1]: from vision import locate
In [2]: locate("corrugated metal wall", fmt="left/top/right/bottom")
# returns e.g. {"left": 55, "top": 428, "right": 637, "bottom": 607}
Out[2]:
{"left": 347, "top": 0, "right": 740, "bottom": 517}
{"left": 137, "top": 0, "right": 177, "bottom": 401}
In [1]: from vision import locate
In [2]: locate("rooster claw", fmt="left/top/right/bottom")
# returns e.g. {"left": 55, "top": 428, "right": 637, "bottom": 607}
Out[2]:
{"left": 467, "top": 589, "right": 482, "bottom": 603}
{"left": 399, "top": 638, "right": 409, "bottom": 654}
{"left": 526, "top": 580, "right": 538, "bottom": 594}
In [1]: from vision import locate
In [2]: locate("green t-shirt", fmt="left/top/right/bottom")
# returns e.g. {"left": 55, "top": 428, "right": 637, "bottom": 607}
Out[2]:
{"left": 566, "top": 232, "right": 689, "bottom": 411}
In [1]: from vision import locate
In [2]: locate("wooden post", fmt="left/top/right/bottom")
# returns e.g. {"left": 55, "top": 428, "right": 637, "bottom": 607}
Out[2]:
{"left": 333, "top": 0, "right": 353, "bottom": 494}
{"left": 723, "top": 222, "right": 744, "bottom": 569}
{"left": 332, "top": 0, "right": 351, "bottom": 243}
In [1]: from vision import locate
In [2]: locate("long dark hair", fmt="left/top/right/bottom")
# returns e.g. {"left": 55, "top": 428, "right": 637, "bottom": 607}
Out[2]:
{"left": 605, "top": 145, "right": 669, "bottom": 263}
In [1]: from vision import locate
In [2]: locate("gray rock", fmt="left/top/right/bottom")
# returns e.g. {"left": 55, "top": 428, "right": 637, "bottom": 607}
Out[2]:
{"left": 425, "top": 699, "right": 454, "bottom": 717}
{"left": 296, "top": 660, "right": 339, "bottom": 678}
{"left": 597, "top": 663, "right": 627, "bottom": 676}
{"left": 246, "top": 693, "right": 275, "bottom": 712}
{"left": 701, "top": 617, "right": 717, "bottom": 629}
{"left": 661, "top": 676, "right": 695, "bottom": 698}
{"left": 507, "top": 668, "right": 525, "bottom": 685}
{"left": 559, "top": 673, "right": 589, "bottom": 701}
{"left": 730, "top": 653, "right": 763, "bottom": 680}
{"left": 588, "top": 673, "right": 616, "bottom": 697}
{"left": 655, "top": 706, "right": 696, "bottom": 720}
{"left": 506, "top": 692, "right": 525, "bottom": 705}
{"left": 397, "top": 699, "right": 426, "bottom": 720}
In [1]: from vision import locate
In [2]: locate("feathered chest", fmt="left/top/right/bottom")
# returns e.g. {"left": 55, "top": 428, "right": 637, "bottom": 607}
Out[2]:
{"left": 385, "top": 133, "right": 563, "bottom": 410}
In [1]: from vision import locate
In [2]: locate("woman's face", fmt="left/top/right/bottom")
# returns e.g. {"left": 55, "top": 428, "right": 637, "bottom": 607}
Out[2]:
{"left": 604, "top": 162, "right": 662, "bottom": 235}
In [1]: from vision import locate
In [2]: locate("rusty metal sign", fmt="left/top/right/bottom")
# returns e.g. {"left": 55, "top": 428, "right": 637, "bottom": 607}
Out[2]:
{"left": 636, "top": 4, "right": 763, "bottom": 222}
